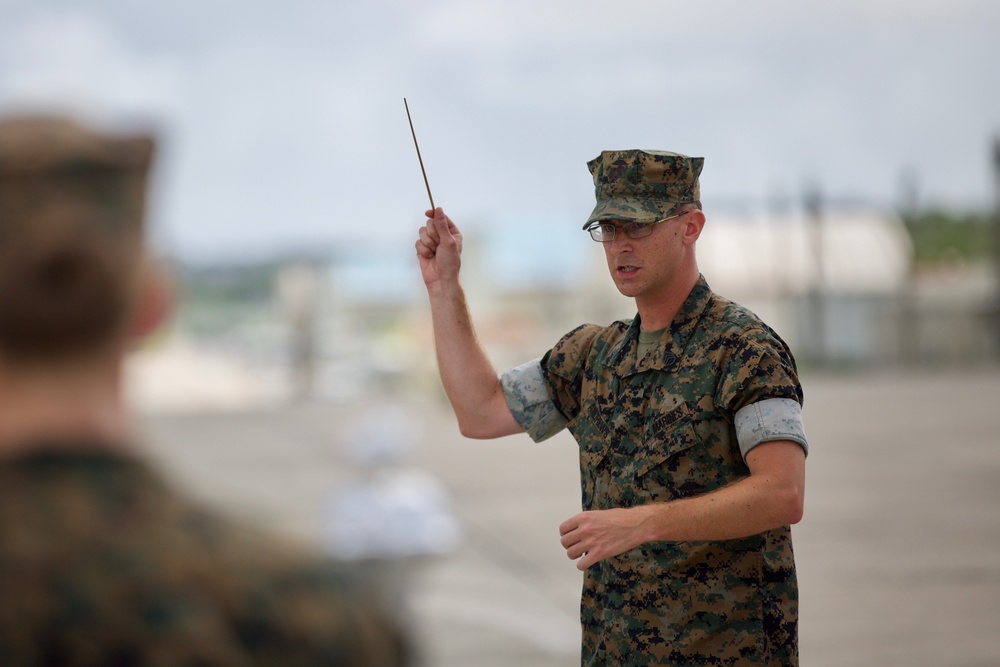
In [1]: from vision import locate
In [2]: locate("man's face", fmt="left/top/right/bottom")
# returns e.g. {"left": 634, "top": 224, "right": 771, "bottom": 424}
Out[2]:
{"left": 600, "top": 210, "right": 694, "bottom": 303}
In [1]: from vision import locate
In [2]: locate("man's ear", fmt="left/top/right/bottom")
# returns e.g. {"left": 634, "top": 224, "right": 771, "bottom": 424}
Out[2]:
{"left": 682, "top": 210, "right": 706, "bottom": 246}
{"left": 129, "top": 258, "right": 174, "bottom": 342}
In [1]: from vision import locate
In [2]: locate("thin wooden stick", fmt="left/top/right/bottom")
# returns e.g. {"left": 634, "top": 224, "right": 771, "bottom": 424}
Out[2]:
{"left": 404, "top": 98, "right": 435, "bottom": 211}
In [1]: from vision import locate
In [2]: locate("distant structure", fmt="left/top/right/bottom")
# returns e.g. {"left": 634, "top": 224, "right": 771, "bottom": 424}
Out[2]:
{"left": 696, "top": 205, "right": 913, "bottom": 366}
{"left": 993, "top": 135, "right": 1000, "bottom": 353}
{"left": 162, "top": 194, "right": 999, "bottom": 410}
{"left": 277, "top": 262, "right": 322, "bottom": 401}
{"left": 802, "top": 185, "right": 827, "bottom": 364}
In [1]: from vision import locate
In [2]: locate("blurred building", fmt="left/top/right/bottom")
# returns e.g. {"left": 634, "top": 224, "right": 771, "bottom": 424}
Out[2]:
{"left": 698, "top": 207, "right": 914, "bottom": 366}
{"left": 314, "top": 205, "right": 998, "bottom": 400}
{"left": 129, "top": 205, "right": 997, "bottom": 413}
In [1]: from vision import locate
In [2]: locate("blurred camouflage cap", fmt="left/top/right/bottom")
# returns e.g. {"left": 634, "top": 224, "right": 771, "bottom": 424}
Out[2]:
{"left": 584, "top": 149, "right": 704, "bottom": 228}
{"left": 0, "top": 115, "right": 154, "bottom": 243}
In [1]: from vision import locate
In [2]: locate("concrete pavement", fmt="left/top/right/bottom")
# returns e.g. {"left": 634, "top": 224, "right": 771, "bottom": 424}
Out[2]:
{"left": 138, "top": 368, "right": 1000, "bottom": 666}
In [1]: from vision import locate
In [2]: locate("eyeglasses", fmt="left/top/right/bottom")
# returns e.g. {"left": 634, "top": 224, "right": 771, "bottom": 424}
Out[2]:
{"left": 586, "top": 211, "right": 685, "bottom": 243}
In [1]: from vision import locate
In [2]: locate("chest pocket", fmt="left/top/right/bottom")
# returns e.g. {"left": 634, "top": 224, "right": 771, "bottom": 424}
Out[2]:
{"left": 590, "top": 393, "right": 706, "bottom": 506}
{"left": 624, "top": 399, "right": 701, "bottom": 481}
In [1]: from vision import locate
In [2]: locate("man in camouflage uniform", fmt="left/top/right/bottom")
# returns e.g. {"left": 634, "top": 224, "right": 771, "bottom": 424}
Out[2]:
{"left": 0, "top": 116, "right": 407, "bottom": 666}
{"left": 415, "top": 149, "right": 808, "bottom": 665}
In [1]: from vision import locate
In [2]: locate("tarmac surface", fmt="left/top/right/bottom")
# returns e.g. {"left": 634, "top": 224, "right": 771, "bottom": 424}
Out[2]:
{"left": 137, "top": 368, "right": 1000, "bottom": 666}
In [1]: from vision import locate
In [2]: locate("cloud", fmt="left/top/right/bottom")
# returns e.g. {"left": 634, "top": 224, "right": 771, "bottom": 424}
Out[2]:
{"left": 0, "top": 10, "right": 185, "bottom": 123}
{"left": 0, "top": 1, "right": 996, "bottom": 259}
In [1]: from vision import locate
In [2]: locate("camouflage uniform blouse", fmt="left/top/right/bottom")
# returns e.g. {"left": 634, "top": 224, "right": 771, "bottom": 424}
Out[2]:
{"left": 0, "top": 448, "right": 407, "bottom": 667}
{"left": 502, "top": 276, "right": 808, "bottom": 666}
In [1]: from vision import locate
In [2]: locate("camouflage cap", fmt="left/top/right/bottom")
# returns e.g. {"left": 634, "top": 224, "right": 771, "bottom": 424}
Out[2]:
{"left": 584, "top": 149, "right": 704, "bottom": 228}
{"left": 0, "top": 115, "right": 154, "bottom": 244}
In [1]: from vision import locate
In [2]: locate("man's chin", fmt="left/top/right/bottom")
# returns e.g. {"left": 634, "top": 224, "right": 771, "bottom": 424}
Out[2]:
{"left": 613, "top": 282, "right": 641, "bottom": 298}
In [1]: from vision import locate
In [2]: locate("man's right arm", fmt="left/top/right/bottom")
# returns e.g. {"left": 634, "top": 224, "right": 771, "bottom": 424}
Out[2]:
{"left": 415, "top": 208, "right": 523, "bottom": 439}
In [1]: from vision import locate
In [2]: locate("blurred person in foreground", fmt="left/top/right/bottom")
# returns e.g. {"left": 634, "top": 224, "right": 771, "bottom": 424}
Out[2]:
{"left": 0, "top": 115, "right": 407, "bottom": 666}
{"left": 415, "top": 150, "right": 808, "bottom": 665}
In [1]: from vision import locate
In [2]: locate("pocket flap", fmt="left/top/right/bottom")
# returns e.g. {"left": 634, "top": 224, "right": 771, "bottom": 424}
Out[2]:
{"left": 627, "top": 402, "right": 700, "bottom": 479}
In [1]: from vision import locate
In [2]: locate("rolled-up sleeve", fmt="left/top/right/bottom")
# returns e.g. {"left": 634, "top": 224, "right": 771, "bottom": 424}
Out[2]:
{"left": 500, "top": 359, "right": 569, "bottom": 443}
{"left": 734, "top": 397, "right": 809, "bottom": 460}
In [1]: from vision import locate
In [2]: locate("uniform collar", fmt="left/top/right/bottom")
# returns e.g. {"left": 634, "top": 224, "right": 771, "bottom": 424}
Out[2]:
{"left": 605, "top": 275, "right": 714, "bottom": 377}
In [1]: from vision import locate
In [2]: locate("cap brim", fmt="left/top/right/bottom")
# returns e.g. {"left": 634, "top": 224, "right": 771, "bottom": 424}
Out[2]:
{"left": 583, "top": 198, "right": 684, "bottom": 229}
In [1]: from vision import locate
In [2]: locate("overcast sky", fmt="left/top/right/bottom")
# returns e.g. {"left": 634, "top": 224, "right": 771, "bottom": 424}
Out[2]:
{"left": 2, "top": 0, "right": 998, "bottom": 261}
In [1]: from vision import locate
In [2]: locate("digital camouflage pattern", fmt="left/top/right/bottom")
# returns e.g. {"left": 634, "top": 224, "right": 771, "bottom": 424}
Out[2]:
{"left": 585, "top": 150, "right": 704, "bottom": 227}
{"left": 540, "top": 276, "right": 803, "bottom": 666}
{"left": 0, "top": 449, "right": 407, "bottom": 667}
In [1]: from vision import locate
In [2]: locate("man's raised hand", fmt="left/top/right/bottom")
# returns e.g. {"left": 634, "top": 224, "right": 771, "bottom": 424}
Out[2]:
{"left": 416, "top": 208, "right": 463, "bottom": 287}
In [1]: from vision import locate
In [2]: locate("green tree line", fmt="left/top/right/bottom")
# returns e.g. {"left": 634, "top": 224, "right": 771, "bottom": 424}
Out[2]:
{"left": 902, "top": 210, "right": 997, "bottom": 265}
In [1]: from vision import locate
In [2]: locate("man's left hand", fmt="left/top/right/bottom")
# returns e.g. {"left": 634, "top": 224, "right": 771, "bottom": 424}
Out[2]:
{"left": 559, "top": 507, "right": 651, "bottom": 571}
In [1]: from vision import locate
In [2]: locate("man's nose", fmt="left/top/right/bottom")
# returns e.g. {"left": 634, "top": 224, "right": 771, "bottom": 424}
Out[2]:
{"left": 609, "top": 229, "right": 632, "bottom": 252}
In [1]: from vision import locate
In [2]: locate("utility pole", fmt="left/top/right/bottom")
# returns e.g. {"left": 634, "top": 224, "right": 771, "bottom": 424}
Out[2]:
{"left": 804, "top": 184, "right": 826, "bottom": 365}
{"left": 897, "top": 168, "right": 920, "bottom": 365}
{"left": 992, "top": 136, "right": 1000, "bottom": 358}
